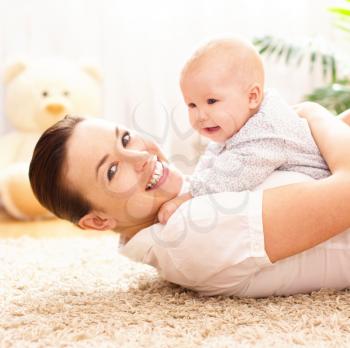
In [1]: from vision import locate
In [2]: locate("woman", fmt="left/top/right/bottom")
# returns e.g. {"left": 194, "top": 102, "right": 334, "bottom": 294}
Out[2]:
{"left": 29, "top": 102, "right": 350, "bottom": 297}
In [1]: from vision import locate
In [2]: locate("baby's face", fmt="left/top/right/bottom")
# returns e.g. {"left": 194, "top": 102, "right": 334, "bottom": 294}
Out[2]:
{"left": 181, "top": 63, "right": 253, "bottom": 143}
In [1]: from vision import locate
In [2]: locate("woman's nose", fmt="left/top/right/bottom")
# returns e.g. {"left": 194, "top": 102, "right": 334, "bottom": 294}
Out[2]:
{"left": 121, "top": 150, "right": 153, "bottom": 172}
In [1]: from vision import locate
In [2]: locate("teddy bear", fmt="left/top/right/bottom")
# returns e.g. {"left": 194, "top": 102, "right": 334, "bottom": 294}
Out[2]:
{"left": 0, "top": 59, "right": 102, "bottom": 220}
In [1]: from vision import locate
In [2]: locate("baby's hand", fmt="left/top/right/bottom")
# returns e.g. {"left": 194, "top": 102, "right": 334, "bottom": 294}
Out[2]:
{"left": 157, "top": 199, "right": 180, "bottom": 224}
{"left": 157, "top": 192, "right": 193, "bottom": 224}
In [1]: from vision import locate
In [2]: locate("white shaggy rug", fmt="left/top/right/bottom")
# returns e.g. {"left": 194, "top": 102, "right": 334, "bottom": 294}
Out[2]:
{"left": 1, "top": 234, "right": 350, "bottom": 348}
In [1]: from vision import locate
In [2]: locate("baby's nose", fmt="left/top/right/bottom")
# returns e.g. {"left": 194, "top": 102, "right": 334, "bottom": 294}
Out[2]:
{"left": 198, "top": 109, "right": 209, "bottom": 121}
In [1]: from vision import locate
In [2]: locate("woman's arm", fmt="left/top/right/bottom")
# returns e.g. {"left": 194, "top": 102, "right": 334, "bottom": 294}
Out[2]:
{"left": 264, "top": 102, "right": 350, "bottom": 262}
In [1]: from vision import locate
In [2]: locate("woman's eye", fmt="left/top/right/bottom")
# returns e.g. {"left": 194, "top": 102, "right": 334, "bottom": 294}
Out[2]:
{"left": 122, "top": 132, "right": 131, "bottom": 147}
{"left": 188, "top": 103, "right": 196, "bottom": 108}
{"left": 207, "top": 98, "right": 217, "bottom": 105}
{"left": 107, "top": 163, "right": 118, "bottom": 181}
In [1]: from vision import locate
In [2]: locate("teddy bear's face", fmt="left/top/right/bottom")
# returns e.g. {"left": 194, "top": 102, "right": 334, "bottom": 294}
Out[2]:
{"left": 4, "top": 60, "right": 102, "bottom": 133}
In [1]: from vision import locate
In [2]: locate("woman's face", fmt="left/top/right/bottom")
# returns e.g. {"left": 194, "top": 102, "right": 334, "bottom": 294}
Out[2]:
{"left": 65, "top": 118, "right": 183, "bottom": 231}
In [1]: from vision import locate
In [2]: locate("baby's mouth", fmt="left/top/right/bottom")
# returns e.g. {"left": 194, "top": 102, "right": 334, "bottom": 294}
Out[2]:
{"left": 204, "top": 126, "right": 221, "bottom": 133}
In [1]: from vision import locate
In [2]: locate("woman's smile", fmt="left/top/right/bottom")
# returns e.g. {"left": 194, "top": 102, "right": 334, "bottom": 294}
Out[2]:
{"left": 145, "top": 158, "right": 169, "bottom": 191}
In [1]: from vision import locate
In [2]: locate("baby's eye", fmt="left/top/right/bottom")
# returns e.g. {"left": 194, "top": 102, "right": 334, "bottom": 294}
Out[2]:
{"left": 42, "top": 91, "right": 49, "bottom": 97}
{"left": 188, "top": 103, "right": 196, "bottom": 108}
{"left": 122, "top": 131, "right": 131, "bottom": 147}
{"left": 63, "top": 91, "right": 70, "bottom": 97}
{"left": 207, "top": 98, "right": 217, "bottom": 105}
{"left": 107, "top": 163, "right": 118, "bottom": 181}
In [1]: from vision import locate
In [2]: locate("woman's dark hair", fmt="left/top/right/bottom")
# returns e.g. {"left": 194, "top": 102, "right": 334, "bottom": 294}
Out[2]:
{"left": 29, "top": 115, "right": 92, "bottom": 224}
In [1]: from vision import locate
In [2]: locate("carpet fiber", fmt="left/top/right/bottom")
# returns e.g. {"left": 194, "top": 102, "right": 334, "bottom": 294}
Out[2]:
{"left": 1, "top": 234, "right": 350, "bottom": 348}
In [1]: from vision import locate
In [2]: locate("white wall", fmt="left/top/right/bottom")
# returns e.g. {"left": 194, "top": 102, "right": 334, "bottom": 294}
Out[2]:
{"left": 0, "top": 0, "right": 344, "bottom": 172}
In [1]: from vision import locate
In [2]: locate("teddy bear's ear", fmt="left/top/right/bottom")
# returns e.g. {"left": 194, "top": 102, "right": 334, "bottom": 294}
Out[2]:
{"left": 4, "top": 62, "right": 27, "bottom": 84}
{"left": 82, "top": 65, "right": 102, "bottom": 83}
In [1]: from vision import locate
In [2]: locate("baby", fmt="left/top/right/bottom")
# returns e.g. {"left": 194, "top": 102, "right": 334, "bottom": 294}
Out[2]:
{"left": 158, "top": 37, "right": 330, "bottom": 224}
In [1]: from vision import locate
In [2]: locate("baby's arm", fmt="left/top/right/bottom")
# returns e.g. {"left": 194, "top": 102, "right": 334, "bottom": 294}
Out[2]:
{"left": 157, "top": 192, "right": 192, "bottom": 224}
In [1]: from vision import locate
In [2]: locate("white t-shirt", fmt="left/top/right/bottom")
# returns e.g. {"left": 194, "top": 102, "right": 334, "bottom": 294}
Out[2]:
{"left": 120, "top": 171, "right": 350, "bottom": 298}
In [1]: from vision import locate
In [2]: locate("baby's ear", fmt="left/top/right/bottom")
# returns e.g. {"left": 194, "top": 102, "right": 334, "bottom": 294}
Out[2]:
{"left": 248, "top": 84, "right": 263, "bottom": 109}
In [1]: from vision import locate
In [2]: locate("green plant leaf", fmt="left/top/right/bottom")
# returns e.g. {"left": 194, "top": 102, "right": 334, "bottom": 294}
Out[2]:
{"left": 331, "top": 55, "right": 337, "bottom": 82}
{"left": 328, "top": 3, "right": 350, "bottom": 33}
{"left": 328, "top": 7, "right": 350, "bottom": 16}
{"left": 309, "top": 50, "right": 317, "bottom": 73}
{"left": 305, "top": 81, "right": 350, "bottom": 114}
{"left": 334, "top": 21, "right": 350, "bottom": 32}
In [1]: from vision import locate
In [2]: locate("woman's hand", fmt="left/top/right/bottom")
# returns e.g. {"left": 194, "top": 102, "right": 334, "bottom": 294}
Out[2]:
{"left": 294, "top": 102, "right": 350, "bottom": 127}
{"left": 293, "top": 102, "right": 334, "bottom": 122}
{"left": 292, "top": 102, "right": 350, "bottom": 174}
{"left": 292, "top": 101, "right": 318, "bottom": 118}
{"left": 338, "top": 109, "right": 350, "bottom": 126}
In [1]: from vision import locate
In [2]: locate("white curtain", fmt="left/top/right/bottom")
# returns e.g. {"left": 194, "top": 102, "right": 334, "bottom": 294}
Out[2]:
{"left": 0, "top": 0, "right": 342, "bottom": 172}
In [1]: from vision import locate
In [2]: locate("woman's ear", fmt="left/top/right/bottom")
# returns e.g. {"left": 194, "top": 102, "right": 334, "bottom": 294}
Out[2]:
{"left": 78, "top": 212, "right": 117, "bottom": 231}
{"left": 248, "top": 84, "right": 263, "bottom": 110}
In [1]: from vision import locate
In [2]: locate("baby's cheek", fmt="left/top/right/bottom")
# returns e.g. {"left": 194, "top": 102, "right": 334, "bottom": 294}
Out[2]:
{"left": 188, "top": 110, "right": 200, "bottom": 128}
{"left": 217, "top": 111, "right": 239, "bottom": 130}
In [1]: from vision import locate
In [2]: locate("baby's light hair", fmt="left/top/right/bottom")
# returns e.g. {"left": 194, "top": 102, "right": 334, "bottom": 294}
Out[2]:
{"left": 180, "top": 36, "right": 264, "bottom": 90}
